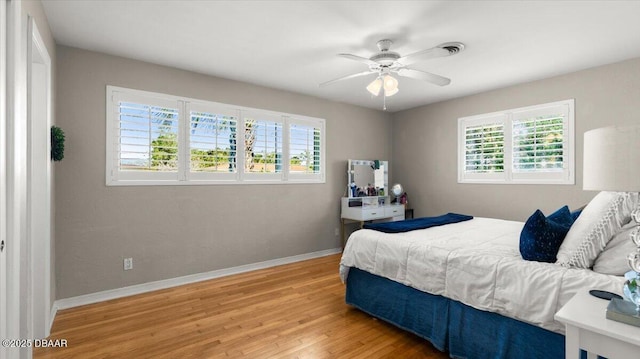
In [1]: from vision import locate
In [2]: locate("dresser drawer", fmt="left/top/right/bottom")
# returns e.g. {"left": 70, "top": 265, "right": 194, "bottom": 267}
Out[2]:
{"left": 385, "top": 206, "right": 404, "bottom": 218}
{"left": 361, "top": 208, "right": 385, "bottom": 220}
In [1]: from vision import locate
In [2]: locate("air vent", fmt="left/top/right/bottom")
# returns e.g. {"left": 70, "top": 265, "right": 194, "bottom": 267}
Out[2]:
{"left": 439, "top": 42, "right": 465, "bottom": 55}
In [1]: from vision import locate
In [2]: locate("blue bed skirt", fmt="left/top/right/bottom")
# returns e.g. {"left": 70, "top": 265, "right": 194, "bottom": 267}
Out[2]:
{"left": 345, "top": 267, "right": 569, "bottom": 359}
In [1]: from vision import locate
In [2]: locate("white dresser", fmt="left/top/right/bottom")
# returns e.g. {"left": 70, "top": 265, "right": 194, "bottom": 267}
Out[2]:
{"left": 341, "top": 197, "right": 405, "bottom": 222}
{"left": 340, "top": 197, "right": 405, "bottom": 247}
{"left": 340, "top": 159, "right": 405, "bottom": 247}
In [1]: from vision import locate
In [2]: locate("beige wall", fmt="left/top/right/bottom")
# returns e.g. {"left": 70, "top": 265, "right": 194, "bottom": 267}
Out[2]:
{"left": 55, "top": 46, "right": 392, "bottom": 299}
{"left": 54, "top": 39, "right": 640, "bottom": 299}
{"left": 22, "top": 0, "right": 55, "bottom": 57}
{"left": 392, "top": 57, "right": 640, "bottom": 222}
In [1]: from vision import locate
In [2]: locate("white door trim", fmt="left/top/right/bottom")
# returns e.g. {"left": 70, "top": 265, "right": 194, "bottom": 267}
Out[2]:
{"left": 26, "top": 17, "right": 52, "bottom": 339}
{"left": 0, "top": 0, "right": 9, "bottom": 354}
{"left": 5, "top": 0, "right": 28, "bottom": 357}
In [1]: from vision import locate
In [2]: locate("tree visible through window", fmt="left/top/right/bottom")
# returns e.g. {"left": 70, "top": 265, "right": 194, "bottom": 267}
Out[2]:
{"left": 512, "top": 114, "right": 564, "bottom": 173}
{"left": 189, "top": 110, "right": 237, "bottom": 173}
{"left": 290, "top": 123, "right": 321, "bottom": 174}
{"left": 464, "top": 123, "right": 504, "bottom": 174}
{"left": 244, "top": 118, "right": 283, "bottom": 173}
{"left": 107, "top": 86, "right": 325, "bottom": 185}
{"left": 458, "top": 99, "right": 574, "bottom": 184}
{"left": 119, "top": 102, "right": 179, "bottom": 172}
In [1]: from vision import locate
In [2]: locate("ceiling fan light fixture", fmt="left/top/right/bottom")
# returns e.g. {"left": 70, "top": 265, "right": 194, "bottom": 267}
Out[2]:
{"left": 383, "top": 75, "right": 399, "bottom": 96}
{"left": 385, "top": 87, "right": 399, "bottom": 97}
{"left": 366, "top": 77, "right": 382, "bottom": 96}
{"left": 383, "top": 74, "right": 398, "bottom": 90}
{"left": 322, "top": 38, "right": 459, "bottom": 104}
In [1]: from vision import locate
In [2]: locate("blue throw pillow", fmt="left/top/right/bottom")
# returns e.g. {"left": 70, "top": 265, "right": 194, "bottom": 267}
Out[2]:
{"left": 520, "top": 206, "right": 573, "bottom": 263}
{"left": 570, "top": 209, "right": 583, "bottom": 221}
{"left": 548, "top": 205, "right": 574, "bottom": 227}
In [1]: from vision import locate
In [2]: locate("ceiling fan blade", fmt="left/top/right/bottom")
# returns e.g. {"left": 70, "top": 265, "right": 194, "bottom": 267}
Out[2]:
{"left": 319, "top": 71, "right": 376, "bottom": 87}
{"left": 338, "top": 53, "right": 378, "bottom": 67}
{"left": 396, "top": 47, "right": 451, "bottom": 66}
{"left": 397, "top": 68, "right": 451, "bottom": 86}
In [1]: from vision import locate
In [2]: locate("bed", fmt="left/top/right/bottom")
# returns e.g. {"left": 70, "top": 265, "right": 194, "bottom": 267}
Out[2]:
{"left": 339, "top": 210, "right": 631, "bottom": 359}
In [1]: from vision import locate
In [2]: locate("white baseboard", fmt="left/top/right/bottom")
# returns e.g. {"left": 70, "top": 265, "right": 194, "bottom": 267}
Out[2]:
{"left": 48, "top": 304, "right": 57, "bottom": 335}
{"left": 52, "top": 248, "right": 341, "bottom": 313}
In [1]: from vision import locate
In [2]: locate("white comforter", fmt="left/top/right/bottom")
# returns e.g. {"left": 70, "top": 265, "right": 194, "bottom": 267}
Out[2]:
{"left": 339, "top": 217, "right": 625, "bottom": 334}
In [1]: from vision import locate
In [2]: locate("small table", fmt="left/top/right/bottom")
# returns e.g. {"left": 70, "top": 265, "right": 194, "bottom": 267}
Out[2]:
{"left": 405, "top": 208, "right": 414, "bottom": 219}
{"left": 555, "top": 290, "right": 640, "bottom": 359}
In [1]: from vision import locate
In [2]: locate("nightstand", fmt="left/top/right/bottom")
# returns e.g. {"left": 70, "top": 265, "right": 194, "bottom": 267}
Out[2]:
{"left": 405, "top": 208, "right": 414, "bottom": 219}
{"left": 554, "top": 290, "right": 640, "bottom": 359}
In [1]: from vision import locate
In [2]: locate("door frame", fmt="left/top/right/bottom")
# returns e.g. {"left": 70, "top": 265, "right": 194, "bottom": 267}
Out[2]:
{"left": 4, "top": 0, "right": 28, "bottom": 357}
{"left": 26, "top": 17, "right": 52, "bottom": 339}
{"left": 0, "top": 0, "right": 8, "bottom": 354}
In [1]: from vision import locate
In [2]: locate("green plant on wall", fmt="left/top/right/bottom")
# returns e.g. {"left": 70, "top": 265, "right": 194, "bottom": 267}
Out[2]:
{"left": 51, "top": 126, "right": 65, "bottom": 161}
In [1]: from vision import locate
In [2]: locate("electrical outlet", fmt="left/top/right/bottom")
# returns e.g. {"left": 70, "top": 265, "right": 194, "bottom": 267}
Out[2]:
{"left": 334, "top": 228, "right": 340, "bottom": 237}
{"left": 124, "top": 257, "right": 133, "bottom": 271}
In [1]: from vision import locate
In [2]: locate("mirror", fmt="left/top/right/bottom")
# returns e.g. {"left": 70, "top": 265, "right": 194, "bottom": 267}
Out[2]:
{"left": 353, "top": 163, "right": 374, "bottom": 189}
{"left": 348, "top": 159, "right": 388, "bottom": 197}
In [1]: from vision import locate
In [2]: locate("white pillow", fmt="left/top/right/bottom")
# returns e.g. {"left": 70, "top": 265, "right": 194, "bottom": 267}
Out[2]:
{"left": 556, "top": 191, "right": 637, "bottom": 268}
{"left": 593, "top": 223, "right": 638, "bottom": 275}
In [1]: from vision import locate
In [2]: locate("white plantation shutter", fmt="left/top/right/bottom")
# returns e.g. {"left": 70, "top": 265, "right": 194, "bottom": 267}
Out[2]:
{"left": 464, "top": 123, "right": 504, "bottom": 173}
{"left": 288, "top": 117, "right": 325, "bottom": 181}
{"left": 243, "top": 111, "right": 284, "bottom": 181}
{"left": 118, "top": 103, "right": 180, "bottom": 172}
{"left": 108, "top": 90, "right": 181, "bottom": 182}
{"left": 106, "top": 86, "right": 325, "bottom": 185}
{"left": 459, "top": 115, "right": 507, "bottom": 183}
{"left": 511, "top": 104, "right": 572, "bottom": 182}
{"left": 512, "top": 117, "right": 564, "bottom": 172}
{"left": 187, "top": 102, "right": 239, "bottom": 181}
{"left": 458, "top": 99, "right": 574, "bottom": 184}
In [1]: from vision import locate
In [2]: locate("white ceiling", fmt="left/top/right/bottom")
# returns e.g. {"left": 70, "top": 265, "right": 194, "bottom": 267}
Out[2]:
{"left": 41, "top": 0, "right": 640, "bottom": 112}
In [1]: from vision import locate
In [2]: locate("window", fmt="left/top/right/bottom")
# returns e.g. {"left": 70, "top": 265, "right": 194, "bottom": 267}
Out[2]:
{"left": 461, "top": 115, "right": 505, "bottom": 182}
{"left": 458, "top": 99, "right": 574, "bottom": 184}
{"left": 106, "top": 86, "right": 325, "bottom": 185}
{"left": 120, "top": 103, "right": 180, "bottom": 173}
{"left": 109, "top": 91, "right": 182, "bottom": 182}
{"left": 288, "top": 118, "right": 323, "bottom": 180}
{"left": 243, "top": 111, "right": 284, "bottom": 179}
{"left": 187, "top": 102, "right": 239, "bottom": 181}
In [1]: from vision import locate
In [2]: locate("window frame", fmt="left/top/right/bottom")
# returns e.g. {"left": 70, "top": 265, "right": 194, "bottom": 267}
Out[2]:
{"left": 106, "top": 90, "right": 183, "bottom": 184}
{"left": 106, "top": 86, "right": 326, "bottom": 186}
{"left": 457, "top": 99, "right": 575, "bottom": 185}
{"left": 458, "top": 113, "right": 507, "bottom": 183}
{"left": 241, "top": 110, "right": 286, "bottom": 182}
{"left": 186, "top": 100, "right": 241, "bottom": 183}
{"left": 287, "top": 116, "right": 325, "bottom": 182}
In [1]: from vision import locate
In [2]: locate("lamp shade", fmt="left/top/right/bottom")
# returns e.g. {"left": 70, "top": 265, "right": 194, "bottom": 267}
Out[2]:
{"left": 583, "top": 125, "right": 640, "bottom": 191}
{"left": 382, "top": 75, "right": 399, "bottom": 97}
{"left": 366, "top": 78, "right": 382, "bottom": 96}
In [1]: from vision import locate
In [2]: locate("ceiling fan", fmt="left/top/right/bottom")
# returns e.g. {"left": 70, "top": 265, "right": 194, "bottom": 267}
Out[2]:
{"left": 320, "top": 39, "right": 465, "bottom": 102}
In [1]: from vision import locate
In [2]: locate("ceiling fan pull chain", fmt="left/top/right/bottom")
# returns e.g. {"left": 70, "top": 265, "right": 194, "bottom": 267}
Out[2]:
{"left": 383, "top": 93, "right": 387, "bottom": 111}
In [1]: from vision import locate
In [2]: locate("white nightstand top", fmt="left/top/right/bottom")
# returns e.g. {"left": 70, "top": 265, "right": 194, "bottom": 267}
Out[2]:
{"left": 555, "top": 290, "right": 640, "bottom": 347}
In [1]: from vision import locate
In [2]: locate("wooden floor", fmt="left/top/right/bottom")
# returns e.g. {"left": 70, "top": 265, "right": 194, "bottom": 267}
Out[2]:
{"left": 35, "top": 254, "right": 449, "bottom": 358}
